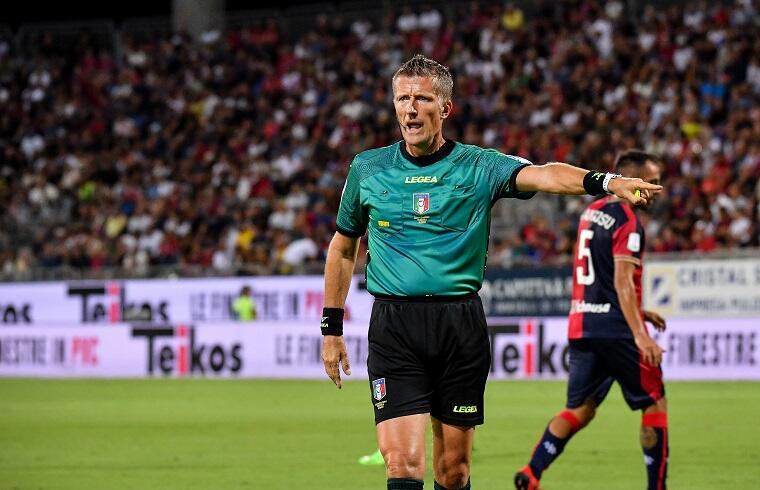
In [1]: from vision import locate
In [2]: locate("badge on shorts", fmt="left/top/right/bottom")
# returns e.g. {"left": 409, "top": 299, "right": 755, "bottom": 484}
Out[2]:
{"left": 413, "top": 193, "right": 430, "bottom": 215}
{"left": 372, "top": 378, "right": 386, "bottom": 401}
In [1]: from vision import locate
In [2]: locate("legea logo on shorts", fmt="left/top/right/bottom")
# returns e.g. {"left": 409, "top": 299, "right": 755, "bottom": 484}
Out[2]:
{"left": 453, "top": 405, "right": 477, "bottom": 413}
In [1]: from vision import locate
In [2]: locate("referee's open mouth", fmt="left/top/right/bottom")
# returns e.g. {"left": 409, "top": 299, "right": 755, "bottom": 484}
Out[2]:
{"left": 405, "top": 122, "right": 424, "bottom": 133}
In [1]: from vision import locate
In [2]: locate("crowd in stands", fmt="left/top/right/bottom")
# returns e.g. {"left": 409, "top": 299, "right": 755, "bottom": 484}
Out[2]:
{"left": 0, "top": 0, "right": 759, "bottom": 279}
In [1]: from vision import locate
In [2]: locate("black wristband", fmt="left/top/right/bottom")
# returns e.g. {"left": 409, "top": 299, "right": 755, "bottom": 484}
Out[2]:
{"left": 583, "top": 171, "right": 606, "bottom": 196}
{"left": 320, "top": 307, "right": 344, "bottom": 336}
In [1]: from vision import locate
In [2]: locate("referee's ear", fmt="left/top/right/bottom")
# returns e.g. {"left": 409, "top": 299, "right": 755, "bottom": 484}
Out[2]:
{"left": 441, "top": 99, "right": 452, "bottom": 119}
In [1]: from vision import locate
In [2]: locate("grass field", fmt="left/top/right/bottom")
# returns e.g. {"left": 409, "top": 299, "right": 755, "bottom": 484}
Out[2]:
{"left": 2, "top": 379, "right": 759, "bottom": 489}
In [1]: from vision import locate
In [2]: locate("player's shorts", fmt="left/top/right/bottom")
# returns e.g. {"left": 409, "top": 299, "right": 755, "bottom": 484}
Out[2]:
{"left": 367, "top": 292, "right": 491, "bottom": 426}
{"left": 566, "top": 338, "right": 665, "bottom": 411}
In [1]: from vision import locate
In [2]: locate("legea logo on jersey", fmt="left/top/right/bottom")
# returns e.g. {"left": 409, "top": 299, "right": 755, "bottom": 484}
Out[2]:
{"left": 413, "top": 193, "right": 430, "bottom": 215}
{"left": 405, "top": 176, "right": 438, "bottom": 184}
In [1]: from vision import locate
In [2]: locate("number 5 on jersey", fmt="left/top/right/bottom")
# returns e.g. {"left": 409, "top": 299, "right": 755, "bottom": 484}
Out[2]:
{"left": 576, "top": 229, "right": 595, "bottom": 285}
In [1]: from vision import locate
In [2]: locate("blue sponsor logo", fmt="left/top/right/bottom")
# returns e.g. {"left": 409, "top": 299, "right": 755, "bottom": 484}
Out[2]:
{"left": 652, "top": 275, "right": 671, "bottom": 306}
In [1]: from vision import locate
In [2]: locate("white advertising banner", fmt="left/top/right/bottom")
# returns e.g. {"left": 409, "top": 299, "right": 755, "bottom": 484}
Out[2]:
{"left": 0, "top": 276, "right": 374, "bottom": 325}
{"left": 0, "top": 322, "right": 370, "bottom": 378}
{"left": 2, "top": 258, "right": 759, "bottom": 326}
{"left": 644, "top": 258, "right": 760, "bottom": 317}
{"left": 1, "top": 318, "right": 757, "bottom": 380}
{"left": 487, "top": 317, "right": 760, "bottom": 380}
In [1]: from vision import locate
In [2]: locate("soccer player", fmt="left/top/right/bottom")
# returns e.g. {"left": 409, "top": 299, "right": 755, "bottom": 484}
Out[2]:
{"left": 514, "top": 150, "right": 668, "bottom": 490}
{"left": 320, "top": 55, "right": 661, "bottom": 490}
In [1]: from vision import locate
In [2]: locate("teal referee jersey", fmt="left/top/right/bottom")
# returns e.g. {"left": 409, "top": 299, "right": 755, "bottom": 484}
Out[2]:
{"left": 336, "top": 140, "right": 535, "bottom": 296}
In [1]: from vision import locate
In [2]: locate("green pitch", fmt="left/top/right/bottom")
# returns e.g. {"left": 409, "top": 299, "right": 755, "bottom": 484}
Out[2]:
{"left": 2, "top": 379, "right": 758, "bottom": 489}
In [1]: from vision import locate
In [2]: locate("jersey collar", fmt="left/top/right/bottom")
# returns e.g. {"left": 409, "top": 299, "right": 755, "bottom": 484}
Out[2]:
{"left": 399, "top": 139, "right": 455, "bottom": 167}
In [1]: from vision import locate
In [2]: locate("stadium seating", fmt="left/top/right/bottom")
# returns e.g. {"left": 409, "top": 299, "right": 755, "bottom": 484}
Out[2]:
{"left": 0, "top": 0, "right": 758, "bottom": 280}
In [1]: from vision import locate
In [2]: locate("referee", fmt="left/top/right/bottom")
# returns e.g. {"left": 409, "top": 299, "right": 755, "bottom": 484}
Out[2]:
{"left": 320, "top": 55, "right": 662, "bottom": 490}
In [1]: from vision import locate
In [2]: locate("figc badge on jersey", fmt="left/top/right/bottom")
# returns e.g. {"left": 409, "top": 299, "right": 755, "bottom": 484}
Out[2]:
{"left": 413, "top": 193, "right": 430, "bottom": 215}
{"left": 372, "top": 378, "right": 386, "bottom": 401}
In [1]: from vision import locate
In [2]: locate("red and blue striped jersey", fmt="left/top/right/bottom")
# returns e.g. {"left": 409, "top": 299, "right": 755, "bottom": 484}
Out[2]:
{"left": 568, "top": 197, "right": 644, "bottom": 339}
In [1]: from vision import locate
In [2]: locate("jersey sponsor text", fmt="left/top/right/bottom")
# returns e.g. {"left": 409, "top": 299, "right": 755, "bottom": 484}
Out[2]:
{"left": 571, "top": 300, "right": 612, "bottom": 314}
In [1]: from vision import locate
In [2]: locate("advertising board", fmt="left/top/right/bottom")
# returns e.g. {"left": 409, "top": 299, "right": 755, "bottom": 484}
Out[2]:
{"left": 2, "top": 318, "right": 756, "bottom": 380}
{"left": 644, "top": 259, "right": 760, "bottom": 317}
{"left": 0, "top": 276, "right": 373, "bottom": 325}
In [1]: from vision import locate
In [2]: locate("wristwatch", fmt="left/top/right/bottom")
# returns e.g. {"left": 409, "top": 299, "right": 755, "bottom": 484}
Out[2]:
{"left": 602, "top": 173, "right": 622, "bottom": 195}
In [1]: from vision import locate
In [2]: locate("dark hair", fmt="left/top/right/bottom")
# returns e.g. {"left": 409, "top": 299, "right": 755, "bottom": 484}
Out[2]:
{"left": 614, "top": 149, "right": 663, "bottom": 174}
{"left": 392, "top": 54, "right": 453, "bottom": 103}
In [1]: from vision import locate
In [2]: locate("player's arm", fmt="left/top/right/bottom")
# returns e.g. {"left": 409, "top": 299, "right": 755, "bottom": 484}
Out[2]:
{"left": 321, "top": 231, "right": 361, "bottom": 389}
{"left": 515, "top": 163, "right": 662, "bottom": 205}
{"left": 614, "top": 259, "right": 664, "bottom": 366}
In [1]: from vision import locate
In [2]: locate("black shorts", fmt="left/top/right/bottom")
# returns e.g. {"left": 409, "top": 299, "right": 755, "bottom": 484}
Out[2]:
{"left": 367, "top": 293, "right": 491, "bottom": 426}
{"left": 567, "top": 338, "right": 665, "bottom": 411}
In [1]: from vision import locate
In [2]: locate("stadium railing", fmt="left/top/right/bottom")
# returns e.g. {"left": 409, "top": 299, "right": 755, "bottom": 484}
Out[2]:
{"left": 0, "top": 261, "right": 328, "bottom": 283}
{"left": 2, "top": 249, "right": 757, "bottom": 283}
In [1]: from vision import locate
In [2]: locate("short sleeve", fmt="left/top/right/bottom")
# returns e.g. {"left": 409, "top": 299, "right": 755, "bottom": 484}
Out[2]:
{"left": 612, "top": 213, "right": 642, "bottom": 264}
{"left": 483, "top": 151, "right": 537, "bottom": 201}
{"left": 335, "top": 158, "right": 368, "bottom": 237}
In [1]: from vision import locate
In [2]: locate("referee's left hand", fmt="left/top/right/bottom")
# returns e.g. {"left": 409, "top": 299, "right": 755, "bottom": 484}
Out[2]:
{"left": 608, "top": 177, "right": 663, "bottom": 206}
{"left": 322, "top": 335, "right": 351, "bottom": 389}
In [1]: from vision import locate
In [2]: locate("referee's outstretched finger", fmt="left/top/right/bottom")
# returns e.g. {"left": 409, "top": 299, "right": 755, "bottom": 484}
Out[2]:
{"left": 641, "top": 181, "right": 663, "bottom": 191}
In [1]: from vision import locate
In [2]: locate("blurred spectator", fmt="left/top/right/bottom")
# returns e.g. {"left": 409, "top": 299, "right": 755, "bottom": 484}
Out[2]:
{"left": 281, "top": 234, "right": 319, "bottom": 270}
{"left": 232, "top": 285, "right": 257, "bottom": 321}
{"left": 501, "top": 3, "right": 524, "bottom": 31}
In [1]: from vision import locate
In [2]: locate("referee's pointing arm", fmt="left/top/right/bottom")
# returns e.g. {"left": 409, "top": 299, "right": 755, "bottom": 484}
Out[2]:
{"left": 515, "top": 162, "right": 662, "bottom": 206}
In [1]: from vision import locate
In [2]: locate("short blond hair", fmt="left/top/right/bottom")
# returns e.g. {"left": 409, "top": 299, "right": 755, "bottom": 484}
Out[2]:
{"left": 392, "top": 54, "right": 453, "bottom": 104}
